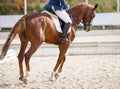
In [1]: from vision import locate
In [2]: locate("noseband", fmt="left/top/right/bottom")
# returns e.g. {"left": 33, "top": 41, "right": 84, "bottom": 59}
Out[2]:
{"left": 80, "top": 20, "right": 92, "bottom": 27}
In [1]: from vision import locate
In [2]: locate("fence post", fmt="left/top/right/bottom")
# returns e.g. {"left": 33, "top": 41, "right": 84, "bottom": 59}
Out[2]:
{"left": 0, "top": 20, "right": 1, "bottom": 31}
{"left": 117, "top": 0, "right": 120, "bottom": 13}
{"left": 24, "top": 0, "right": 27, "bottom": 15}
{"left": 85, "top": 0, "right": 88, "bottom": 3}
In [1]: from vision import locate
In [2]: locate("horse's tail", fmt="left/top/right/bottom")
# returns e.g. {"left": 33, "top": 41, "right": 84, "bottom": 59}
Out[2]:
{"left": 0, "top": 17, "right": 26, "bottom": 60}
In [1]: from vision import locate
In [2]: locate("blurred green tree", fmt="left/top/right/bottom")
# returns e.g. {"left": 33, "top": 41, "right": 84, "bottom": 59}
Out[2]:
{"left": 0, "top": 0, "right": 118, "bottom": 14}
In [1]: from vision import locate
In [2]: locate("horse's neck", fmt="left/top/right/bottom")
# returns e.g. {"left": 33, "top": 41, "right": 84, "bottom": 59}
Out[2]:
{"left": 68, "top": 9, "right": 82, "bottom": 27}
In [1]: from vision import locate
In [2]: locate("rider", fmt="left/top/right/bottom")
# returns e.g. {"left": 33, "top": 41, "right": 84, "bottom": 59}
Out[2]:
{"left": 44, "top": 0, "right": 72, "bottom": 44}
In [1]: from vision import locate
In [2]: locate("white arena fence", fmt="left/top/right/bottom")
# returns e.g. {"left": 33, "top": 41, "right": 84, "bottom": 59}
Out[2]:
{"left": 0, "top": 15, "right": 23, "bottom": 29}
{"left": 0, "top": 13, "right": 120, "bottom": 30}
{"left": 92, "top": 13, "right": 120, "bottom": 29}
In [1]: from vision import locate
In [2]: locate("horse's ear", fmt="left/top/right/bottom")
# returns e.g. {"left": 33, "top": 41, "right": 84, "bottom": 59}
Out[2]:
{"left": 93, "top": 4, "right": 98, "bottom": 11}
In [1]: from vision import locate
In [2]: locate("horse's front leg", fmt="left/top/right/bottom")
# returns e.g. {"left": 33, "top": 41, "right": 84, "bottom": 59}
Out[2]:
{"left": 50, "top": 54, "right": 66, "bottom": 81}
{"left": 54, "top": 56, "right": 66, "bottom": 79}
{"left": 50, "top": 44, "right": 69, "bottom": 81}
{"left": 50, "top": 54, "right": 62, "bottom": 81}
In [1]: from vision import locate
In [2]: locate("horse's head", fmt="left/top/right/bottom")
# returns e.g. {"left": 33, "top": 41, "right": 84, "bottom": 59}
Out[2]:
{"left": 81, "top": 4, "right": 98, "bottom": 32}
{"left": 70, "top": 3, "right": 98, "bottom": 32}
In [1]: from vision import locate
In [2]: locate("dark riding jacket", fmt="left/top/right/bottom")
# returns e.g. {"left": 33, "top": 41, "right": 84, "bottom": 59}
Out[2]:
{"left": 44, "top": 0, "right": 68, "bottom": 11}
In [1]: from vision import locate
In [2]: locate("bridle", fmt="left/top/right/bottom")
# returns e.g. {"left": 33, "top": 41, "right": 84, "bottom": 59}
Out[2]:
{"left": 69, "top": 8, "right": 95, "bottom": 31}
{"left": 81, "top": 9, "right": 95, "bottom": 29}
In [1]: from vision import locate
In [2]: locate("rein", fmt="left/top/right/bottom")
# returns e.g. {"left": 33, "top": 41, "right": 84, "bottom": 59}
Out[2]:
{"left": 68, "top": 10, "right": 80, "bottom": 26}
{"left": 68, "top": 10, "right": 87, "bottom": 27}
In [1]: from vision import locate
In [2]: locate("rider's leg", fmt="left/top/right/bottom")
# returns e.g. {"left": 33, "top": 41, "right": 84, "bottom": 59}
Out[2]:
{"left": 55, "top": 10, "right": 72, "bottom": 43}
{"left": 60, "top": 22, "right": 71, "bottom": 43}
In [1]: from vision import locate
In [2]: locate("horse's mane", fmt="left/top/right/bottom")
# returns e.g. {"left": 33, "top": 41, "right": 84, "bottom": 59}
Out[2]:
{"left": 71, "top": 3, "right": 92, "bottom": 10}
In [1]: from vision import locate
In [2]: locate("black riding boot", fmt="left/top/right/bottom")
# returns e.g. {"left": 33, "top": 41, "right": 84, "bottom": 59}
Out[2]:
{"left": 60, "top": 22, "right": 71, "bottom": 44}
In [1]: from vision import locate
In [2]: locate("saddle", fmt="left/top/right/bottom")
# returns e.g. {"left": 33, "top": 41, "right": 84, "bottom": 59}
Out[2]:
{"left": 42, "top": 10, "right": 71, "bottom": 33}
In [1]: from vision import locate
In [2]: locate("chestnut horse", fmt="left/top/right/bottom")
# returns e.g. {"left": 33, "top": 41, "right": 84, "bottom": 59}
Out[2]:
{"left": 0, "top": 3, "right": 98, "bottom": 84}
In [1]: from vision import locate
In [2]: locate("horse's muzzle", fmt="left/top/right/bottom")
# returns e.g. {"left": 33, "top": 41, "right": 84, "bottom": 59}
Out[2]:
{"left": 84, "top": 25, "right": 91, "bottom": 32}
{"left": 80, "top": 22, "right": 91, "bottom": 32}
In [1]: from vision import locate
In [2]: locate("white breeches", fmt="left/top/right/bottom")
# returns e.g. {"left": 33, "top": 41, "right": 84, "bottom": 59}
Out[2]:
{"left": 54, "top": 10, "right": 72, "bottom": 24}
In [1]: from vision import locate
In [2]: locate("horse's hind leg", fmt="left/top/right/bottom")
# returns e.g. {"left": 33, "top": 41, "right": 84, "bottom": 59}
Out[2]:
{"left": 23, "top": 40, "right": 43, "bottom": 84}
{"left": 18, "top": 33, "right": 28, "bottom": 81}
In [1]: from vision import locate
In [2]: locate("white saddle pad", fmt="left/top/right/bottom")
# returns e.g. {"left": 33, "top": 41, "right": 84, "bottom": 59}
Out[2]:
{"left": 42, "top": 11, "right": 71, "bottom": 33}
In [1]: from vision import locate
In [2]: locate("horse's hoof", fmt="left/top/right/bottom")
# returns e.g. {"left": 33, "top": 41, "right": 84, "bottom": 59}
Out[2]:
{"left": 23, "top": 78, "right": 28, "bottom": 85}
{"left": 49, "top": 76, "right": 55, "bottom": 82}
{"left": 54, "top": 73, "right": 60, "bottom": 79}
{"left": 19, "top": 77, "right": 28, "bottom": 85}
{"left": 49, "top": 78, "right": 54, "bottom": 82}
{"left": 49, "top": 73, "right": 60, "bottom": 82}
{"left": 49, "top": 75, "right": 57, "bottom": 82}
{"left": 19, "top": 77, "right": 24, "bottom": 81}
